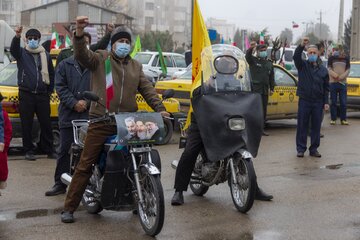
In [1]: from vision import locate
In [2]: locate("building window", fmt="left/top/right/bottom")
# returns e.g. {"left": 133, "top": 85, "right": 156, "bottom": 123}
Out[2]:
{"left": 145, "top": 17, "right": 154, "bottom": 26}
{"left": 145, "top": 2, "right": 154, "bottom": 10}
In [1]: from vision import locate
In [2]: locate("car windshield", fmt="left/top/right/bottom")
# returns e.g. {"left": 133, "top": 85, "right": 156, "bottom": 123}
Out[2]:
{"left": 0, "top": 63, "right": 18, "bottom": 87}
{"left": 133, "top": 53, "right": 152, "bottom": 64}
{"left": 349, "top": 64, "right": 360, "bottom": 78}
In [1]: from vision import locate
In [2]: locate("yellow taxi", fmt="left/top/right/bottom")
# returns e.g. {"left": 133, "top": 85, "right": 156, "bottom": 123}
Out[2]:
{"left": 155, "top": 64, "right": 299, "bottom": 120}
{"left": 346, "top": 61, "right": 360, "bottom": 109}
{"left": 0, "top": 52, "right": 181, "bottom": 149}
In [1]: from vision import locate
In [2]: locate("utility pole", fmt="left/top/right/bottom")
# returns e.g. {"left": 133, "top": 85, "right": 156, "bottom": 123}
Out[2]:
{"left": 338, "top": 0, "right": 344, "bottom": 43}
{"left": 351, "top": 0, "right": 360, "bottom": 60}
{"left": 319, "top": 10, "right": 322, "bottom": 39}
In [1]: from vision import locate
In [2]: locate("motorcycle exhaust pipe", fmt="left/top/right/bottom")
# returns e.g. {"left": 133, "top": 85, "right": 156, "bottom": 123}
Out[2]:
{"left": 61, "top": 173, "right": 72, "bottom": 186}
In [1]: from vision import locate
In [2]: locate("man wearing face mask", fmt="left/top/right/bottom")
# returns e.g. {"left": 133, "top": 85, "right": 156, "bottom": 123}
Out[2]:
{"left": 293, "top": 37, "right": 329, "bottom": 158}
{"left": 245, "top": 44, "right": 275, "bottom": 136}
{"left": 327, "top": 44, "right": 350, "bottom": 125}
{"left": 45, "top": 32, "right": 93, "bottom": 197}
{"left": 60, "top": 16, "right": 170, "bottom": 223}
{"left": 10, "top": 27, "right": 55, "bottom": 161}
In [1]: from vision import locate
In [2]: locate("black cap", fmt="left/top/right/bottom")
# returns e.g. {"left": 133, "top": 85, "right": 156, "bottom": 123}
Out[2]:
{"left": 110, "top": 26, "right": 132, "bottom": 45}
{"left": 25, "top": 28, "right": 41, "bottom": 38}
{"left": 256, "top": 44, "right": 267, "bottom": 50}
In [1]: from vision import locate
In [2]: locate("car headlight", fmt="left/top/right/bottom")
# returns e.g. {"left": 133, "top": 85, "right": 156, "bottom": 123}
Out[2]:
{"left": 228, "top": 118, "right": 245, "bottom": 131}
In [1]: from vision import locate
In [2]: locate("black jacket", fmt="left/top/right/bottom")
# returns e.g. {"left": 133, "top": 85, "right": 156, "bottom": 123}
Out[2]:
{"left": 55, "top": 56, "right": 90, "bottom": 128}
{"left": 10, "top": 37, "right": 55, "bottom": 94}
{"left": 293, "top": 45, "right": 329, "bottom": 104}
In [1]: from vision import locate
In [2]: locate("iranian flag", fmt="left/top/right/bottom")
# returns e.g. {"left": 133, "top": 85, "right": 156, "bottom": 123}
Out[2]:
{"left": 105, "top": 57, "right": 114, "bottom": 109}
{"left": 259, "top": 32, "right": 265, "bottom": 44}
{"left": 50, "top": 31, "right": 61, "bottom": 49}
{"left": 65, "top": 35, "right": 71, "bottom": 48}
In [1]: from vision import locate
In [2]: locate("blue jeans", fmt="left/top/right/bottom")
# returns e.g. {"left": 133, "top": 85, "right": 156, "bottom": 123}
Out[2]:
{"left": 330, "top": 82, "right": 347, "bottom": 121}
{"left": 296, "top": 98, "right": 323, "bottom": 153}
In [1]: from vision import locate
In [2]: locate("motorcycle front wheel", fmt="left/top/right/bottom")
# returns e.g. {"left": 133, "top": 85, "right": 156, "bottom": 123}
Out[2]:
{"left": 138, "top": 172, "right": 164, "bottom": 237}
{"left": 228, "top": 157, "right": 256, "bottom": 213}
{"left": 189, "top": 150, "right": 209, "bottom": 196}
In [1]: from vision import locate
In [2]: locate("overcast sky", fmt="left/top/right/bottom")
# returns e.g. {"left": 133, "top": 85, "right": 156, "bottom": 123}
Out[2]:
{"left": 198, "top": 0, "right": 352, "bottom": 41}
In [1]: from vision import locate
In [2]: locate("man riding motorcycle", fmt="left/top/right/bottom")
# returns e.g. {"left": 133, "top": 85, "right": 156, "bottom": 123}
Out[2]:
{"left": 61, "top": 16, "right": 169, "bottom": 223}
{"left": 171, "top": 51, "right": 273, "bottom": 206}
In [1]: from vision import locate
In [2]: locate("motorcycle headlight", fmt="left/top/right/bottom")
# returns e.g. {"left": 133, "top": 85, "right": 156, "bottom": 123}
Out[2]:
{"left": 228, "top": 118, "right": 245, "bottom": 131}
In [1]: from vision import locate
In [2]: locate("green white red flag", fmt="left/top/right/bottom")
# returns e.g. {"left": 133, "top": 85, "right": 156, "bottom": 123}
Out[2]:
{"left": 65, "top": 35, "right": 71, "bottom": 48}
{"left": 105, "top": 57, "right": 114, "bottom": 109}
{"left": 50, "top": 31, "right": 61, "bottom": 49}
{"left": 259, "top": 32, "right": 265, "bottom": 45}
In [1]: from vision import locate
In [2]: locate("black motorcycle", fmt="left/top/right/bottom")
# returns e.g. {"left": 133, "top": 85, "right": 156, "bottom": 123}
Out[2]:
{"left": 173, "top": 44, "right": 264, "bottom": 213}
{"left": 61, "top": 90, "right": 174, "bottom": 236}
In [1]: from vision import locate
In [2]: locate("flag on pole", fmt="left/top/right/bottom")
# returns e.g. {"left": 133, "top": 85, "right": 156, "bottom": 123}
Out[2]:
{"left": 292, "top": 21, "right": 299, "bottom": 28}
{"left": 156, "top": 41, "right": 167, "bottom": 75}
{"left": 259, "top": 32, "right": 265, "bottom": 45}
{"left": 130, "top": 35, "right": 142, "bottom": 58}
{"left": 50, "top": 31, "right": 61, "bottom": 49}
{"left": 184, "top": 0, "right": 212, "bottom": 129}
{"left": 65, "top": 35, "right": 71, "bottom": 48}
{"left": 105, "top": 57, "right": 114, "bottom": 109}
{"left": 245, "top": 36, "right": 251, "bottom": 50}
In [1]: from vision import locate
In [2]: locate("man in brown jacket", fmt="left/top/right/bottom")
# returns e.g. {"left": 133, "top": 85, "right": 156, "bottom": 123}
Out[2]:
{"left": 61, "top": 16, "right": 169, "bottom": 223}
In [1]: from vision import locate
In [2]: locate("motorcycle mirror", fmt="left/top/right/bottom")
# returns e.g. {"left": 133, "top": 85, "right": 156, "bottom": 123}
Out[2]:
{"left": 83, "top": 91, "right": 100, "bottom": 102}
{"left": 162, "top": 89, "right": 175, "bottom": 100}
{"left": 214, "top": 55, "right": 239, "bottom": 75}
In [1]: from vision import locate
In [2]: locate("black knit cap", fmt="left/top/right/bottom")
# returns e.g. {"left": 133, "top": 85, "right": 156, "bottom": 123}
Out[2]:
{"left": 25, "top": 28, "right": 41, "bottom": 38}
{"left": 110, "top": 26, "right": 132, "bottom": 45}
{"left": 256, "top": 44, "right": 267, "bottom": 50}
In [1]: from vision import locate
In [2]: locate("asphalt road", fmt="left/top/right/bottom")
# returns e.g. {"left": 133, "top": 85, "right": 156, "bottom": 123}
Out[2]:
{"left": 1, "top": 113, "right": 360, "bottom": 240}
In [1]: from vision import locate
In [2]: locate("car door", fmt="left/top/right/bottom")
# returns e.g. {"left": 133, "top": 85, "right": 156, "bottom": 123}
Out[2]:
{"left": 272, "top": 66, "right": 298, "bottom": 117}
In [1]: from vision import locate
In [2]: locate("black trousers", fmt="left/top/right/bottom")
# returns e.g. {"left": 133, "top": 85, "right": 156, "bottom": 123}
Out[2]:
{"left": 54, "top": 127, "right": 73, "bottom": 187}
{"left": 261, "top": 94, "right": 269, "bottom": 123}
{"left": 19, "top": 90, "right": 53, "bottom": 154}
{"left": 174, "top": 118, "right": 204, "bottom": 192}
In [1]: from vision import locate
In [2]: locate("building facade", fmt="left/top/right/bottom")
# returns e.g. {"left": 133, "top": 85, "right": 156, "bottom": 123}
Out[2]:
{"left": 206, "top": 17, "right": 236, "bottom": 43}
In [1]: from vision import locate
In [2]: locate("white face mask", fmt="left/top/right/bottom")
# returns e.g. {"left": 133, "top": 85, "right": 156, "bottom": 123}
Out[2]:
{"left": 86, "top": 45, "right": 90, "bottom": 50}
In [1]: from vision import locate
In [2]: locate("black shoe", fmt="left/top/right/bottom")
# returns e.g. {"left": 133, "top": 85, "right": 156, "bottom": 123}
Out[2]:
{"left": 320, "top": 133, "right": 324, "bottom": 138}
{"left": 255, "top": 188, "right": 273, "bottom": 201}
{"left": 132, "top": 209, "right": 138, "bottom": 215}
{"left": 45, "top": 185, "right": 66, "bottom": 196}
{"left": 310, "top": 151, "right": 321, "bottom": 158}
{"left": 47, "top": 152, "right": 58, "bottom": 159}
{"left": 171, "top": 191, "right": 184, "bottom": 206}
{"left": 61, "top": 211, "right": 74, "bottom": 223}
{"left": 25, "top": 152, "right": 37, "bottom": 161}
{"left": 297, "top": 152, "right": 304, "bottom": 158}
{"left": 262, "top": 131, "right": 269, "bottom": 136}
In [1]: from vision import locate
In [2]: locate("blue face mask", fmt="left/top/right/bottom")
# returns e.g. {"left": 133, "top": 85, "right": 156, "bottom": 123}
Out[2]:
{"left": 333, "top": 51, "right": 339, "bottom": 57}
{"left": 308, "top": 54, "right": 318, "bottom": 63}
{"left": 28, "top": 39, "right": 39, "bottom": 49}
{"left": 259, "top": 51, "right": 267, "bottom": 58}
{"left": 114, "top": 42, "right": 131, "bottom": 58}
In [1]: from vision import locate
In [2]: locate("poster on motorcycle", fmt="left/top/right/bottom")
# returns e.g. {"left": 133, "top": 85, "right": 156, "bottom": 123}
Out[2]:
{"left": 115, "top": 112, "right": 165, "bottom": 145}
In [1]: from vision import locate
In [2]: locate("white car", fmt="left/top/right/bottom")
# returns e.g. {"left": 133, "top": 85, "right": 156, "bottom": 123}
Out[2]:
{"left": 134, "top": 51, "right": 187, "bottom": 80}
{"left": 267, "top": 47, "right": 307, "bottom": 76}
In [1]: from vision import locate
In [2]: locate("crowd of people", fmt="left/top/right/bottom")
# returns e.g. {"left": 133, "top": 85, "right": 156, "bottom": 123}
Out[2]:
{"left": 0, "top": 15, "right": 352, "bottom": 224}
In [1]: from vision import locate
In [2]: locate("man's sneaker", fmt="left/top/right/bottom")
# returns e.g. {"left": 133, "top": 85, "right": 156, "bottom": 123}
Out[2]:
{"left": 297, "top": 152, "right": 304, "bottom": 158}
{"left": 45, "top": 184, "right": 66, "bottom": 196}
{"left": 25, "top": 152, "right": 37, "bottom": 161}
{"left": 310, "top": 151, "right": 321, "bottom": 158}
{"left": 341, "top": 120, "right": 349, "bottom": 125}
{"left": 330, "top": 120, "right": 336, "bottom": 125}
{"left": 61, "top": 211, "right": 74, "bottom": 223}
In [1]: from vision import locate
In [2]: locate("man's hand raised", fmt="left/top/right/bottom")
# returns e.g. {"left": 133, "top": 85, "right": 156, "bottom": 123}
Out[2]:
{"left": 15, "top": 26, "right": 23, "bottom": 38}
{"left": 75, "top": 16, "right": 89, "bottom": 37}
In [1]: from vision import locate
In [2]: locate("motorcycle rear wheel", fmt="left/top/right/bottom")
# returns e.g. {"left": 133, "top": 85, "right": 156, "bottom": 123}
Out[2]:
{"left": 189, "top": 150, "right": 209, "bottom": 196}
{"left": 228, "top": 157, "right": 256, "bottom": 213}
{"left": 138, "top": 173, "right": 164, "bottom": 236}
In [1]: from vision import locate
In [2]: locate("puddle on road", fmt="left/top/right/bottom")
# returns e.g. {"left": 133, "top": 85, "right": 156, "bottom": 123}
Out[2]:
{"left": 320, "top": 164, "right": 344, "bottom": 170}
{"left": 0, "top": 207, "right": 63, "bottom": 221}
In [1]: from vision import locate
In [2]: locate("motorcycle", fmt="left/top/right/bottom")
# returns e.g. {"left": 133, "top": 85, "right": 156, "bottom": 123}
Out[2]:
{"left": 61, "top": 89, "right": 174, "bottom": 236}
{"left": 173, "top": 44, "right": 264, "bottom": 213}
